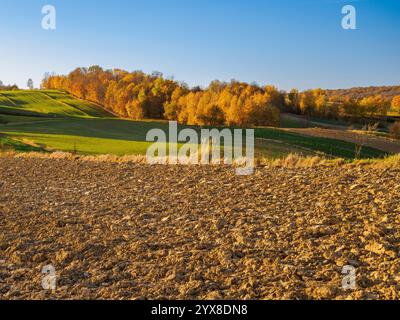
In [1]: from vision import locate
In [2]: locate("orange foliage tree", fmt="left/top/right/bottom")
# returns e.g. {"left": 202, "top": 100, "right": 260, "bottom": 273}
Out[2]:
{"left": 42, "top": 67, "right": 283, "bottom": 127}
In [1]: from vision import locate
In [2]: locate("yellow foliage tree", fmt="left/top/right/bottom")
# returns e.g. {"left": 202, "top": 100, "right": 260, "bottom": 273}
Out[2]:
{"left": 391, "top": 95, "right": 400, "bottom": 114}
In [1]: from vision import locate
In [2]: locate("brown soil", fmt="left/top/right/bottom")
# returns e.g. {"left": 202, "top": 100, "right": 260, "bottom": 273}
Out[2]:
{"left": 1, "top": 156, "right": 400, "bottom": 300}
{"left": 286, "top": 128, "right": 400, "bottom": 154}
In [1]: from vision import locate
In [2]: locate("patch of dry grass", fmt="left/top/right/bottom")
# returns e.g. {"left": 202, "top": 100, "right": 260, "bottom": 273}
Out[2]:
{"left": 2, "top": 151, "right": 400, "bottom": 169}
{"left": 6, "top": 151, "right": 148, "bottom": 163}
{"left": 353, "top": 154, "right": 400, "bottom": 169}
{"left": 263, "top": 153, "right": 345, "bottom": 168}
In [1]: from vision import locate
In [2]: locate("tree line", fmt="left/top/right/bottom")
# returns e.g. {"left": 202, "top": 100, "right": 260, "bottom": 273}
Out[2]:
{"left": 41, "top": 66, "right": 400, "bottom": 126}
{"left": 286, "top": 88, "right": 399, "bottom": 120}
{"left": 0, "top": 80, "right": 19, "bottom": 91}
{"left": 326, "top": 86, "right": 400, "bottom": 101}
{"left": 41, "top": 67, "right": 282, "bottom": 126}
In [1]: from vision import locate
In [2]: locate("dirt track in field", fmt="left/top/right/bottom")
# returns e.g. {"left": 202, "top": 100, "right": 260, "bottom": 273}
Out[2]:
{"left": 1, "top": 156, "right": 400, "bottom": 300}
{"left": 285, "top": 127, "right": 400, "bottom": 154}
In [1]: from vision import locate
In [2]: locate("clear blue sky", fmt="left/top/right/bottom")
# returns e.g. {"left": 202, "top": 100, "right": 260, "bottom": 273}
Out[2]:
{"left": 0, "top": 0, "right": 399, "bottom": 90}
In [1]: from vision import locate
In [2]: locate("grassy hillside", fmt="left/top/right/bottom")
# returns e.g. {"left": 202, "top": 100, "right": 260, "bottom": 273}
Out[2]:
{"left": 0, "top": 90, "right": 390, "bottom": 159}
{"left": 0, "top": 90, "right": 113, "bottom": 118}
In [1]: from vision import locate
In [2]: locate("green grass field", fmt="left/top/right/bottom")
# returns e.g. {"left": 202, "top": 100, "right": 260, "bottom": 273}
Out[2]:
{"left": 0, "top": 134, "right": 43, "bottom": 152}
{"left": 0, "top": 90, "right": 389, "bottom": 159}
{"left": 254, "top": 127, "right": 385, "bottom": 159}
{"left": 280, "top": 113, "right": 360, "bottom": 129}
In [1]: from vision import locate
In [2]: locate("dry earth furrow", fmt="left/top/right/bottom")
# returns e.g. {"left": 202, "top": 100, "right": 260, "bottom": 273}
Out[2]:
{"left": 0, "top": 156, "right": 400, "bottom": 300}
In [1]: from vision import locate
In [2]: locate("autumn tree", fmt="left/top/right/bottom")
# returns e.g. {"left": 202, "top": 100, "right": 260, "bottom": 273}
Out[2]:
{"left": 391, "top": 96, "right": 400, "bottom": 114}
{"left": 359, "top": 95, "right": 389, "bottom": 117}
{"left": 299, "top": 90, "right": 315, "bottom": 118}
{"left": 314, "top": 93, "right": 328, "bottom": 117}
{"left": 198, "top": 105, "right": 225, "bottom": 126}
{"left": 339, "top": 97, "right": 360, "bottom": 118}
{"left": 287, "top": 89, "right": 300, "bottom": 113}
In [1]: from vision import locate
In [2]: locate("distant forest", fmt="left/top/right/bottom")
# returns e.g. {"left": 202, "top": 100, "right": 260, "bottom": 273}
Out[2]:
{"left": 31, "top": 66, "right": 400, "bottom": 126}
{"left": 326, "top": 86, "right": 400, "bottom": 101}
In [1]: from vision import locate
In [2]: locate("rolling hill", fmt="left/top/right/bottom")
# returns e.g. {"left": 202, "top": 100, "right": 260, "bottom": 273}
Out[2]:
{"left": 0, "top": 90, "right": 112, "bottom": 118}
